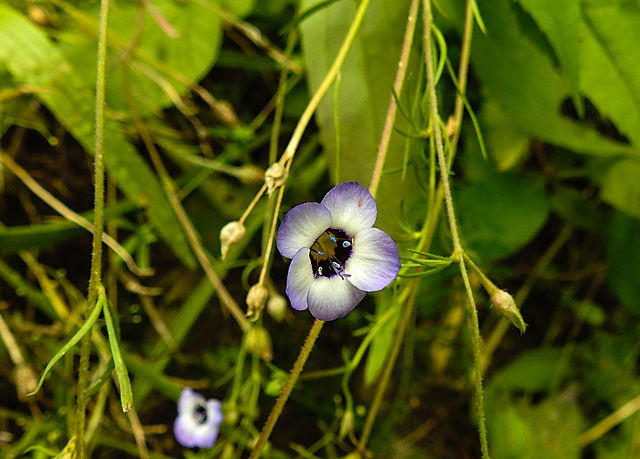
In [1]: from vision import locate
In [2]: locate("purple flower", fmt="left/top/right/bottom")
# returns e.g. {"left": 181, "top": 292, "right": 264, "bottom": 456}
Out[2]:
{"left": 276, "top": 182, "right": 400, "bottom": 321}
{"left": 174, "top": 388, "right": 223, "bottom": 449}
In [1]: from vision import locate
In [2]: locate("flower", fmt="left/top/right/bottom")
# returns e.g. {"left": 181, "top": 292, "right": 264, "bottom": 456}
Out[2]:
{"left": 276, "top": 182, "right": 400, "bottom": 321}
{"left": 174, "top": 387, "right": 223, "bottom": 449}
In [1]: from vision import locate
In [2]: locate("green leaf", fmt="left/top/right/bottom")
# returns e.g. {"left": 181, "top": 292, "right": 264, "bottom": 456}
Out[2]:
{"left": 601, "top": 159, "right": 640, "bottom": 218}
{"left": 580, "top": 0, "right": 640, "bottom": 149}
{"left": 299, "top": 0, "right": 423, "bottom": 232}
{"left": 103, "top": 296, "right": 134, "bottom": 412}
{"left": 30, "top": 294, "right": 105, "bottom": 396}
{"left": 456, "top": 172, "right": 550, "bottom": 261}
{"left": 450, "top": 0, "right": 640, "bottom": 158}
{"left": 516, "top": 0, "right": 583, "bottom": 116}
{"left": 607, "top": 211, "right": 640, "bottom": 314}
{"left": 0, "top": 4, "right": 195, "bottom": 268}
{"left": 60, "top": 0, "right": 223, "bottom": 114}
{"left": 364, "top": 292, "right": 403, "bottom": 386}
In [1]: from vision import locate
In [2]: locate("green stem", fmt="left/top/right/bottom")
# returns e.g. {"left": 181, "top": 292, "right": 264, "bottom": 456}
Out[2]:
{"left": 423, "top": 0, "right": 489, "bottom": 456}
{"left": 76, "top": 0, "right": 110, "bottom": 455}
{"left": 249, "top": 319, "right": 325, "bottom": 458}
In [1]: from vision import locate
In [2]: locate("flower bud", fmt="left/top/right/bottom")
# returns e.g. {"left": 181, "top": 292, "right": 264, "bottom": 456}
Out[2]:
{"left": 246, "top": 284, "right": 269, "bottom": 319}
{"left": 246, "top": 326, "right": 273, "bottom": 361}
{"left": 220, "top": 221, "right": 245, "bottom": 260}
{"left": 339, "top": 409, "right": 354, "bottom": 439}
{"left": 491, "top": 289, "right": 527, "bottom": 333}
{"left": 266, "top": 293, "right": 287, "bottom": 322}
{"left": 265, "top": 162, "right": 287, "bottom": 194}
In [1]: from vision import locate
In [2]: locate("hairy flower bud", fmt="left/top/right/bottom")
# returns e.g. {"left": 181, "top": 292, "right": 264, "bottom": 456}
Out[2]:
{"left": 246, "top": 284, "right": 269, "bottom": 319}
{"left": 266, "top": 293, "right": 287, "bottom": 322}
{"left": 220, "top": 221, "right": 245, "bottom": 260}
{"left": 265, "top": 162, "right": 287, "bottom": 194}
{"left": 491, "top": 289, "right": 527, "bottom": 333}
{"left": 246, "top": 326, "right": 273, "bottom": 361}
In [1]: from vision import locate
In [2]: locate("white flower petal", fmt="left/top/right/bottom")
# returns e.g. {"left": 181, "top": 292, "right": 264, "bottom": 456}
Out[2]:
{"left": 307, "top": 276, "right": 366, "bottom": 321}
{"left": 320, "top": 182, "right": 377, "bottom": 236}
{"left": 174, "top": 388, "right": 222, "bottom": 449}
{"left": 277, "top": 202, "right": 332, "bottom": 258}
{"left": 285, "top": 248, "right": 315, "bottom": 311}
{"left": 346, "top": 227, "right": 400, "bottom": 292}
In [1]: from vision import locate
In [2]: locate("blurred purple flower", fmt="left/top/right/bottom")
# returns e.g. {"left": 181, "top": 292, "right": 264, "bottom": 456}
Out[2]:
{"left": 276, "top": 182, "right": 400, "bottom": 321}
{"left": 174, "top": 387, "right": 223, "bottom": 449}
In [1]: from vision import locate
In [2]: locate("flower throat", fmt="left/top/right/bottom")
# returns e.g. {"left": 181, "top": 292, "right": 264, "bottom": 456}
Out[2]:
{"left": 309, "top": 229, "right": 352, "bottom": 278}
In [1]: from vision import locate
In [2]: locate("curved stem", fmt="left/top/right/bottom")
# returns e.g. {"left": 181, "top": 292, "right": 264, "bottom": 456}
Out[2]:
{"left": 249, "top": 319, "right": 325, "bottom": 458}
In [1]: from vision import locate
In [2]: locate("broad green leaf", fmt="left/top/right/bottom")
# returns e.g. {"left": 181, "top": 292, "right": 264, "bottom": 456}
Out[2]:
{"left": 299, "top": 0, "right": 422, "bottom": 232}
{"left": 220, "top": 0, "right": 257, "bottom": 17}
{"left": 445, "top": 0, "right": 639, "bottom": 158}
{"left": 517, "top": 0, "right": 583, "bottom": 116}
{"left": 480, "top": 100, "right": 531, "bottom": 171}
{"left": 601, "top": 159, "right": 640, "bottom": 218}
{"left": 60, "top": 0, "right": 223, "bottom": 114}
{"left": 0, "top": 4, "right": 195, "bottom": 267}
{"left": 488, "top": 390, "right": 583, "bottom": 459}
{"left": 455, "top": 173, "right": 550, "bottom": 261}
{"left": 607, "top": 211, "right": 640, "bottom": 314}
{"left": 579, "top": 0, "right": 640, "bottom": 149}
{"left": 103, "top": 297, "right": 134, "bottom": 412}
{"left": 30, "top": 295, "right": 105, "bottom": 396}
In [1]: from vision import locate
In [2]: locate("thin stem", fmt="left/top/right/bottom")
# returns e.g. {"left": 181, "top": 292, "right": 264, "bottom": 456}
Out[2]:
{"left": 423, "top": 0, "right": 489, "bottom": 456}
{"left": 76, "top": 0, "right": 110, "bottom": 455}
{"left": 249, "top": 319, "right": 325, "bottom": 458}
{"left": 369, "top": 0, "right": 419, "bottom": 199}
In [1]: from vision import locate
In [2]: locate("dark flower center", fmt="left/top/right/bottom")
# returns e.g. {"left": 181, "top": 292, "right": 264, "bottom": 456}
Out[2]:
{"left": 309, "top": 228, "right": 353, "bottom": 278}
{"left": 194, "top": 404, "right": 208, "bottom": 424}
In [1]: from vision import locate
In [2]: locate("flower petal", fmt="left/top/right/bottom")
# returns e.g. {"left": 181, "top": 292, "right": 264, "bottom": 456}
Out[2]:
{"left": 307, "top": 276, "right": 366, "bottom": 321}
{"left": 320, "top": 182, "right": 377, "bottom": 236}
{"left": 285, "top": 248, "right": 315, "bottom": 311}
{"left": 177, "top": 387, "right": 205, "bottom": 415}
{"left": 346, "top": 227, "right": 400, "bottom": 292}
{"left": 277, "top": 202, "right": 332, "bottom": 259}
{"left": 174, "top": 414, "right": 219, "bottom": 448}
{"left": 174, "top": 390, "right": 222, "bottom": 449}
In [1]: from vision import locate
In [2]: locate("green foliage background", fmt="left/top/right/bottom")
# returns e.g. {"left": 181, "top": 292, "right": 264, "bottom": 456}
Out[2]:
{"left": 1, "top": 0, "right": 640, "bottom": 457}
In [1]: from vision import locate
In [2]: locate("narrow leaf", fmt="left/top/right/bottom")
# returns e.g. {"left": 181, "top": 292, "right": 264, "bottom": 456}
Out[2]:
{"left": 103, "top": 297, "right": 134, "bottom": 412}
{"left": 30, "top": 295, "right": 104, "bottom": 396}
